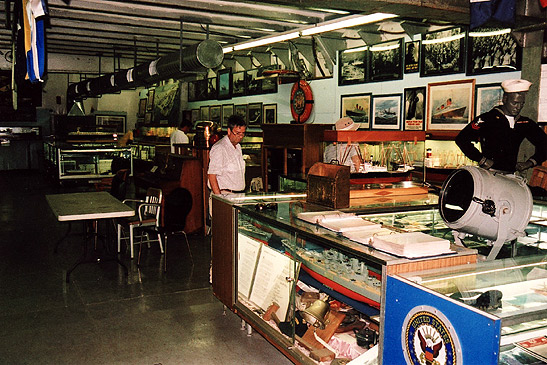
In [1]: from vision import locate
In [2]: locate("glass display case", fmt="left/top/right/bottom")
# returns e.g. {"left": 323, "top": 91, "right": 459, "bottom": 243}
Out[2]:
{"left": 45, "top": 142, "right": 132, "bottom": 183}
{"left": 323, "top": 130, "right": 426, "bottom": 186}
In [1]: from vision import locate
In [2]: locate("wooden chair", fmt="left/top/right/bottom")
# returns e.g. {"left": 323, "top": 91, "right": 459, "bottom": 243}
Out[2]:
{"left": 117, "top": 187, "right": 164, "bottom": 259}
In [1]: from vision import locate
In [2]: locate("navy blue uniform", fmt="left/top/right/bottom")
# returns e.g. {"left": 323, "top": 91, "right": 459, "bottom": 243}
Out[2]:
{"left": 456, "top": 107, "right": 547, "bottom": 172}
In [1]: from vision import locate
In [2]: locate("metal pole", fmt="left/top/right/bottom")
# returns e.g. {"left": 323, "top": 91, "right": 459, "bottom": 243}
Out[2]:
{"left": 180, "top": 17, "right": 183, "bottom": 72}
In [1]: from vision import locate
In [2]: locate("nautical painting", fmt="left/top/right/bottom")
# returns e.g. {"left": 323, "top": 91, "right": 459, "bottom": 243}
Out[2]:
{"left": 372, "top": 94, "right": 402, "bottom": 130}
{"left": 427, "top": 79, "right": 475, "bottom": 130}
{"left": 340, "top": 93, "right": 371, "bottom": 129}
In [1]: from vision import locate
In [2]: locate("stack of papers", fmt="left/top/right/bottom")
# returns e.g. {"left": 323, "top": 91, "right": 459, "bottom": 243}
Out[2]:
{"left": 371, "top": 232, "right": 453, "bottom": 258}
{"left": 343, "top": 228, "right": 393, "bottom": 245}
{"left": 320, "top": 216, "right": 382, "bottom": 233}
{"left": 297, "top": 211, "right": 354, "bottom": 225}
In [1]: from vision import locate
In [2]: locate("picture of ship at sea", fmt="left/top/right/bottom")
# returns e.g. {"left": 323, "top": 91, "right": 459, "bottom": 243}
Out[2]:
{"left": 427, "top": 80, "right": 474, "bottom": 130}
{"left": 372, "top": 95, "right": 401, "bottom": 129}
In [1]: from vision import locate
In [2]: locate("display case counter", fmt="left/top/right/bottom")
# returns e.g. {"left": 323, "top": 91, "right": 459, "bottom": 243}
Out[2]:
{"left": 211, "top": 193, "right": 477, "bottom": 364}
{"left": 44, "top": 142, "right": 132, "bottom": 184}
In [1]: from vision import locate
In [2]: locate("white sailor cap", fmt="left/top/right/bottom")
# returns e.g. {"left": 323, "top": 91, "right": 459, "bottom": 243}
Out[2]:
{"left": 335, "top": 117, "right": 360, "bottom": 131}
{"left": 501, "top": 79, "right": 532, "bottom": 93}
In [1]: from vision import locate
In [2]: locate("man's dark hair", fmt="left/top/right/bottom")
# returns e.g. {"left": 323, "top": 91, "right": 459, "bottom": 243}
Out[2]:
{"left": 227, "top": 114, "right": 246, "bottom": 130}
{"left": 179, "top": 119, "right": 193, "bottom": 130}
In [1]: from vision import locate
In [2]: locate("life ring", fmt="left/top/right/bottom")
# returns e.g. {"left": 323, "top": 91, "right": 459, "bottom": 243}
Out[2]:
{"left": 290, "top": 80, "right": 314, "bottom": 123}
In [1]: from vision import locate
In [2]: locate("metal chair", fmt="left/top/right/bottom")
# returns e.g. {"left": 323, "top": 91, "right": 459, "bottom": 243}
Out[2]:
{"left": 117, "top": 187, "right": 164, "bottom": 259}
{"left": 138, "top": 187, "right": 193, "bottom": 271}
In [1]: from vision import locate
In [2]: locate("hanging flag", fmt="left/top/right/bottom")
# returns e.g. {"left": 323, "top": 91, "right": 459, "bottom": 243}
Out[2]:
{"left": 22, "top": 0, "right": 47, "bottom": 83}
{"left": 540, "top": 0, "right": 547, "bottom": 8}
{"left": 470, "top": 0, "right": 516, "bottom": 30}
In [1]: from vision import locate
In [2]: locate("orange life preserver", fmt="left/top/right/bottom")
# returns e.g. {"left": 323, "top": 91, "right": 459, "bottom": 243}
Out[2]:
{"left": 290, "top": 80, "right": 313, "bottom": 123}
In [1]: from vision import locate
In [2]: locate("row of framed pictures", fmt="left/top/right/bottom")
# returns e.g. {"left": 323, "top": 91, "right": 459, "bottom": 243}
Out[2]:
{"left": 188, "top": 68, "right": 278, "bottom": 102}
{"left": 192, "top": 103, "right": 278, "bottom": 128}
{"left": 341, "top": 79, "right": 503, "bottom": 131}
{"left": 339, "top": 27, "right": 521, "bottom": 85}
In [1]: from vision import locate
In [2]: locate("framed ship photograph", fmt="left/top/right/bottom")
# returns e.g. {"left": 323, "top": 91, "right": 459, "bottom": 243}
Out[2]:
{"left": 404, "top": 87, "right": 426, "bottom": 131}
{"left": 404, "top": 40, "right": 420, "bottom": 73}
{"left": 207, "top": 77, "right": 217, "bottom": 100}
{"left": 209, "top": 105, "right": 221, "bottom": 125}
{"left": 421, "top": 26, "right": 466, "bottom": 76}
{"left": 467, "top": 28, "right": 521, "bottom": 75}
{"left": 338, "top": 46, "right": 368, "bottom": 86}
{"left": 427, "top": 79, "right": 475, "bottom": 131}
{"left": 232, "top": 71, "right": 246, "bottom": 97}
{"left": 475, "top": 83, "right": 503, "bottom": 116}
{"left": 245, "top": 69, "right": 261, "bottom": 95}
{"left": 221, "top": 104, "right": 234, "bottom": 128}
{"left": 217, "top": 68, "right": 232, "bottom": 100}
{"left": 263, "top": 104, "right": 277, "bottom": 124}
{"left": 372, "top": 94, "right": 402, "bottom": 130}
{"left": 235, "top": 104, "right": 248, "bottom": 123}
{"left": 247, "top": 102, "right": 263, "bottom": 126}
{"left": 369, "top": 38, "right": 403, "bottom": 81}
{"left": 340, "top": 93, "right": 371, "bottom": 129}
{"left": 200, "top": 105, "right": 210, "bottom": 121}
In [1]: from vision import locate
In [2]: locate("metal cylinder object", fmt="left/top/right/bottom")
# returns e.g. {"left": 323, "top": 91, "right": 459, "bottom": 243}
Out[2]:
{"left": 439, "top": 166, "right": 532, "bottom": 241}
{"left": 156, "top": 39, "right": 224, "bottom": 77}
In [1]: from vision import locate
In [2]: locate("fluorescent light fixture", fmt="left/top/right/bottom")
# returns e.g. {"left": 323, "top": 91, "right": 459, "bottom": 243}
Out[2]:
{"left": 469, "top": 28, "right": 511, "bottom": 37}
{"left": 301, "top": 13, "right": 397, "bottom": 36}
{"left": 232, "top": 31, "right": 300, "bottom": 51}
{"left": 309, "top": 7, "right": 351, "bottom": 15}
{"left": 422, "top": 33, "right": 465, "bottom": 45}
{"left": 343, "top": 46, "right": 368, "bottom": 53}
{"left": 370, "top": 43, "right": 400, "bottom": 52}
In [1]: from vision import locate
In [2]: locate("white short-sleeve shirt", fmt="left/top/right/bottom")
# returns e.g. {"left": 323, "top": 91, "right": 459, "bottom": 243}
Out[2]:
{"left": 170, "top": 129, "right": 189, "bottom": 153}
{"left": 324, "top": 143, "right": 360, "bottom": 172}
{"left": 208, "top": 135, "right": 245, "bottom": 191}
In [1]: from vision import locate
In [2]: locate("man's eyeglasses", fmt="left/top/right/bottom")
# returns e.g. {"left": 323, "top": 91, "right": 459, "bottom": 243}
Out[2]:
{"left": 230, "top": 129, "right": 246, "bottom": 137}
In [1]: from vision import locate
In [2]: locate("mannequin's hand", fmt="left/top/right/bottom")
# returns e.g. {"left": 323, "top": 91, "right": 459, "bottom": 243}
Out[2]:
{"left": 516, "top": 160, "right": 534, "bottom": 172}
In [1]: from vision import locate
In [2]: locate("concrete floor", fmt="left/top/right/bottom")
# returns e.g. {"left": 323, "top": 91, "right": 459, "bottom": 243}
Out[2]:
{"left": 0, "top": 170, "right": 292, "bottom": 365}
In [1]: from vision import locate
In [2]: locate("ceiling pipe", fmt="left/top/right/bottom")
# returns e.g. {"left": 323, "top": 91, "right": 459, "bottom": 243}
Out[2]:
{"left": 68, "top": 39, "right": 224, "bottom": 100}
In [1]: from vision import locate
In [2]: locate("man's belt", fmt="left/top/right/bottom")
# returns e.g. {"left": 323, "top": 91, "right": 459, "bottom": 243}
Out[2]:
{"left": 221, "top": 189, "right": 245, "bottom": 193}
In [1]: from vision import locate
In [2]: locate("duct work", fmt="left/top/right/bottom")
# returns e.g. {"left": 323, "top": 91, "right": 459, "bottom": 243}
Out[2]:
{"left": 67, "top": 40, "right": 224, "bottom": 100}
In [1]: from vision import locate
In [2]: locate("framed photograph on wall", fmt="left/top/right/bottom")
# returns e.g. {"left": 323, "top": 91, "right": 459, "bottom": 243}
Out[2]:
{"left": 421, "top": 26, "right": 466, "bottom": 77}
{"left": 369, "top": 39, "right": 403, "bottom": 81}
{"left": 222, "top": 104, "right": 234, "bottom": 128}
{"left": 263, "top": 104, "right": 277, "bottom": 124}
{"left": 191, "top": 109, "right": 200, "bottom": 124}
{"left": 188, "top": 81, "right": 196, "bottom": 102}
{"left": 200, "top": 105, "right": 210, "bottom": 121}
{"left": 340, "top": 93, "right": 371, "bottom": 129}
{"left": 338, "top": 46, "right": 368, "bottom": 86}
{"left": 404, "top": 87, "right": 426, "bottom": 131}
{"left": 144, "top": 112, "right": 153, "bottom": 124}
{"left": 232, "top": 71, "right": 245, "bottom": 97}
{"left": 217, "top": 68, "right": 232, "bottom": 100}
{"left": 207, "top": 77, "right": 217, "bottom": 100}
{"left": 146, "top": 89, "right": 155, "bottom": 111}
{"left": 247, "top": 102, "right": 263, "bottom": 126}
{"left": 245, "top": 69, "right": 260, "bottom": 95}
{"left": 475, "top": 83, "right": 503, "bottom": 116}
{"left": 372, "top": 94, "right": 402, "bottom": 130}
{"left": 404, "top": 40, "right": 420, "bottom": 73}
{"left": 138, "top": 98, "right": 147, "bottom": 117}
{"left": 427, "top": 79, "right": 475, "bottom": 131}
{"left": 209, "top": 105, "right": 221, "bottom": 125}
{"left": 235, "top": 104, "right": 247, "bottom": 123}
{"left": 261, "top": 76, "right": 278, "bottom": 94}
{"left": 467, "top": 28, "right": 521, "bottom": 75}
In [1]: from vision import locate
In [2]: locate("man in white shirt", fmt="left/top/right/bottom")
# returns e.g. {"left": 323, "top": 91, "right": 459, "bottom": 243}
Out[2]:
{"left": 170, "top": 120, "right": 192, "bottom": 154}
{"left": 208, "top": 114, "right": 247, "bottom": 195}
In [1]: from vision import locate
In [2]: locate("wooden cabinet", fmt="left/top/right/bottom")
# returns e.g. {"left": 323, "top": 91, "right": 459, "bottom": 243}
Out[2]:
{"left": 262, "top": 124, "right": 330, "bottom": 192}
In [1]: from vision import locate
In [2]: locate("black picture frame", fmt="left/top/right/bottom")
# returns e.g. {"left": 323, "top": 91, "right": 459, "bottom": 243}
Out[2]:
{"left": 232, "top": 71, "right": 245, "bottom": 97}
{"left": 235, "top": 104, "right": 247, "bottom": 124}
{"left": 338, "top": 46, "right": 368, "bottom": 86}
{"left": 261, "top": 76, "right": 278, "bottom": 94}
{"left": 207, "top": 77, "right": 217, "bottom": 100}
{"left": 200, "top": 105, "right": 210, "bottom": 121}
{"left": 263, "top": 104, "right": 277, "bottom": 124}
{"left": 247, "top": 102, "right": 263, "bottom": 126}
{"left": 209, "top": 105, "right": 221, "bottom": 125}
{"left": 466, "top": 28, "right": 522, "bottom": 76}
{"left": 421, "top": 26, "right": 466, "bottom": 77}
{"left": 195, "top": 79, "right": 208, "bottom": 101}
{"left": 403, "top": 87, "right": 426, "bottom": 131}
{"left": 188, "top": 81, "right": 197, "bottom": 102}
{"left": 221, "top": 104, "right": 234, "bottom": 128}
{"left": 138, "top": 98, "right": 147, "bottom": 117}
{"left": 245, "top": 69, "right": 261, "bottom": 96}
{"left": 217, "top": 68, "right": 232, "bottom": 100}
{"left": 146, "top": 89, "right": 155, "bottom": 111}
{"left": 404, "top": 40, "right": 420, "bottom": 73}
{"left": 369, "top": 38, "right": 403, "bottom": 81}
